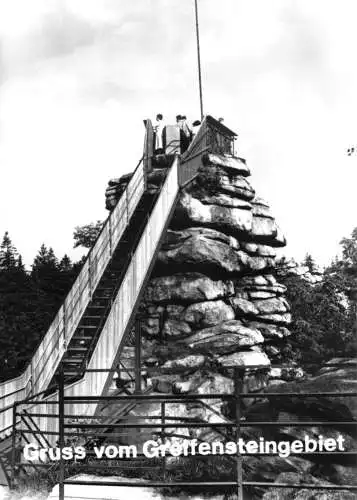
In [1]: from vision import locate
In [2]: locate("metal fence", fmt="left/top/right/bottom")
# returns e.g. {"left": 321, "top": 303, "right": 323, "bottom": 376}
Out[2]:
{"left": 9, "top": 364, "right": 357, "bottom": 499}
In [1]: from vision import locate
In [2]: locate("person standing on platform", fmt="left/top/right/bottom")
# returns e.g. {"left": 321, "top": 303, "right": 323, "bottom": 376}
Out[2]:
{"left": 154, "top": 113, "right": 165, "bottom": 153}
{"left": 180, "top": 115, "right": 192, "bottom": 152}
{"left": 191, "top": 119, "right": 201, "bottom": 141}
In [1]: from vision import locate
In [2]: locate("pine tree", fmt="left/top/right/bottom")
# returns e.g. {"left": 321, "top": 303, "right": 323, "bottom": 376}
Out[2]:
{"left": 303, "top": 253, "right": 316, "bottom": 273}
{"left": 0, "top": 231, "right": 21, "bottom": 270}
{"left": 0, "top": 233, "right": 34, "bottom": 380}
{"left": 59, "top": 254, "right": 72, "bottom": 272}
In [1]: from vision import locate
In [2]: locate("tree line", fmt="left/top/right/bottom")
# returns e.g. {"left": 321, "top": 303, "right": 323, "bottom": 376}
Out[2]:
{"left": 277, "top": 230, "right": 357, "bottom": 365}
{"left": 0, "top": 223, "right": 356, "bottom": 382}
{"left": 0, "top": 225, "right": 95, "bottom": 382}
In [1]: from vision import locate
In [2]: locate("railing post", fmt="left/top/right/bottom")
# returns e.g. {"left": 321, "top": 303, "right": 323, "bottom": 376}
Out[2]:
{"left": 109, "top": 216, "right": 113, "bottom": 257}
{"left": 234, "top": 367, "right": 244, "bottom": 500}
{"left": 88, "top": 253, "right": 93, "bottom": 300}
{"left": 125, "top": 188, "right": 130, "bottom": 223}
{"left": 161, "top": 401, "right": 166, "bottom": 480}
{"left": 134, "top": 319, "right": 142, "bottom": 394}
{"left": 63, "top": 304, "right": 67, "bottom": 352}
{"left": 58, "top": 366, "right": 65, "bottom": 500}
{"left": 10, "top": 403, "right": 17, "bottom": 489}
{"left": 30, "top": 362, "right": 34, "bottom": 396}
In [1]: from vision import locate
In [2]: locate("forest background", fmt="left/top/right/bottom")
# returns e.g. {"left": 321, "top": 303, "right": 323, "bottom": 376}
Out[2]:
{"left": 0, "top": 222, "right": 356, "bottom": 382}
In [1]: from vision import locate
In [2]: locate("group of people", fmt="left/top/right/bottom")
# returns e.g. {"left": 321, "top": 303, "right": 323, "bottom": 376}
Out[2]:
{"left": 153, "top": 113, "right": 201, "bottom": 153}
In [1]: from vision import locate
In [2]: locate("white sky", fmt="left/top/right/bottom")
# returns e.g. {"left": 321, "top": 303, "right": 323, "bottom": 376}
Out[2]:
{"left": 0, "top": 0, "right": 356, "bottom": 268}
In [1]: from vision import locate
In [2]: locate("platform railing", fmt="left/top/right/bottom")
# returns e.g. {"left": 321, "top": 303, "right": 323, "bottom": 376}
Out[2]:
{"left": 179, "top": 115, "right": 237, "bottom": 187}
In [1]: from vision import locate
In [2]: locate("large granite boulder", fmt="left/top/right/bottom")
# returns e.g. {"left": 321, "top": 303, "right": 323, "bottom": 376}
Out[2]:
{"left": 196, "top": 165, "right": 255, "bottom": 199}
{"left": 217, "top": 348, "right": 271, "bottom": 368}
{"left": 182, "top": 321, "right": 264, "bottom": 355}
{"left": 173, "top": 191, "right": 253, "bottom": 234}
{"left": 158, "top": 227, "right": 275, "bottom": 274}
{"left": 144, "top": 273, "right": 234, "bottom": 304}
{"left": 201, "top": 152, "right": 251, "bottom": 177}
{"left": 158, "top": 227, "right": 243, "bottom": 273}
{"left": 182, "top": 300, "right": 235, "bottom": 328}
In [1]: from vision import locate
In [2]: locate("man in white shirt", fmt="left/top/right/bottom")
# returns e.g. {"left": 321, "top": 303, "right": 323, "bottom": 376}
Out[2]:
{"left": 154, "top": 113, "right": 165, "bottom": 153}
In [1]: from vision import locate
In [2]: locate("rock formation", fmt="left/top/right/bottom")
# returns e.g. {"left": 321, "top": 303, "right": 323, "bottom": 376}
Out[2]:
{"left": 98, "top": 155, "right": 357, "bottom": 498}
{"left": 276, "top": 258, "right": 323, "bottom": 285}
{"left": 246, "top": 358, "right": 357, "bottom": 499}
{"left": 106, "top": 152, "right": 291, "bottom": 396}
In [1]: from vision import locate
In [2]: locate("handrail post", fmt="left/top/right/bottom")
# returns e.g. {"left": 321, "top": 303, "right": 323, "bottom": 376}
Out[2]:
{"left": 88, "top": 253, "right": 93, "bottom": 300}
{"left": 58, "top": 365, "right": 65, "bottom": 500}
{"left": 109, "top": 216, "right": 113, "bottom": 257}
{"left": 30, "top": 362, "right": 34, "bottom": 397}
{"left": 134, "top": 319, "right": 142, "bottom": 394}
{"left": 234, "top": 367, "right": 244, "bottom": 500}
{"left": 10, "top": 403, "right": 17, "bottom": 489}
{"left": 63, "top": 304, "right": 67, "bottom": 352}
{"left": 125, "top": 188, "right": 130, "bottom": 223}
{"left": 161, "top": 401, "right": 166, "bottom": 480}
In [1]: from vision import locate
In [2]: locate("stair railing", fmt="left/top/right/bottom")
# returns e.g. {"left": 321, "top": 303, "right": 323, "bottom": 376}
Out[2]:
{"left": 0, "top": 120, "right": 154, "bottom": 439}
{"left": 17, "top": 155, "right": 180, "bottom": 444}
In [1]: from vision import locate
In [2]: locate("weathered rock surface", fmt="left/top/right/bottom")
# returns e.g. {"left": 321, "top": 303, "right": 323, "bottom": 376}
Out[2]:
{"left": 261, "top": 359, "right": 357, "bottom": 419}
{"left": 252, "top": 297, "right": 291, "bottom": 315}
{"left": 158, "top": 227, "right": 243, "bottom": 273}
{"left": 249, "top": 322, "right": 291, "bottom": 339}
{"left": 239, "top": 360, "right": 357, "bottom": 496}
{"left": 196, "top": 164, "right": 255, "bottom": 199}
{"left": 144, "top": 273, "right": 234, "bottom": 304}
{"left": 217, "top": 349, "right": 271, "bottom": 368}
{"left": 229, "top": 297, "right": 259, "bottom": 316}
{"left": 162, "top": 319, "right": 192, "bottom": 338}
{"left": 182, "top": 321, "right": 264, "bottom": 354}
{"left": 182, "top": 300, "right": 235, "bottom": 327}
{"left": 158, "top": 228, "right": 275, "bottom": 274}
{"left": 174, "top": 191, "right": 253, "bottom": 234}
{"left": 261, "top": 472, "right": 355, "bottom": 499}
{"left": 160, "top": 354, "right": 206, "bottom": 374}
{"left": 201, "top": 152, "right": 251, "bottom": 176}
{"left": 200, "top": 192, "right": 252, "bottom": 209}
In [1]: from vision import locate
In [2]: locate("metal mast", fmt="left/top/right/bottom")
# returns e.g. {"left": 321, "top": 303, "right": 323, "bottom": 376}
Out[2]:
{"left": 194, "top": 0, "right": 204, "bottom": 120}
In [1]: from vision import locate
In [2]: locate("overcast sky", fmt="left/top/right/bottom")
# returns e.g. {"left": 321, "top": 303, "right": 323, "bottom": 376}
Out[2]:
{"left": 0, "top": 0, "right": 356, "bottom": 268}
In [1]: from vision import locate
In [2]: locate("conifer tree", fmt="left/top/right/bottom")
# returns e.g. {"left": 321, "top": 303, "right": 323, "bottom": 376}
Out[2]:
{"left": 0, "top": 231, "right": 21, "bottom": 270}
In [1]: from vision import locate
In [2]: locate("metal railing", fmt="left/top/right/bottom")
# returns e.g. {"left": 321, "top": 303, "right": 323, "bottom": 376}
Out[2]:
{"left": 8, "top": 364, "right": 357, "bottom": 499}
{"left": 179, "top": 115, "right": 237, "bottom": 187}
{"left": 3, "top": 156, "right": 180, "bottom": 449}
{"left": 0, "top": 120, "right": 155, "bottom": 439}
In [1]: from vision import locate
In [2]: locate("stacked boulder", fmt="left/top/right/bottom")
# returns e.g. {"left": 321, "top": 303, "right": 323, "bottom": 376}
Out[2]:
{"left": 107, "top": 152, "right": 292, "bottom": 397}
{"left": 105, "top": 174, "right": 132, "bottom": 210}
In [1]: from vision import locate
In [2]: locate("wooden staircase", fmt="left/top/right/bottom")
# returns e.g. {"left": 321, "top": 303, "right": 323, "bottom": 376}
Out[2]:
{"left": 49, "top": 172, "right": 170, "bottom": 387}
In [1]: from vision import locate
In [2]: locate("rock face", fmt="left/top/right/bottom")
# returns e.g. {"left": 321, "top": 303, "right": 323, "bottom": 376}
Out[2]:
{"left": 243, "top": 359, "right": 357, "bottom": 499}
{"left": 107, "top": 153, "right": 291, "bottom": 389}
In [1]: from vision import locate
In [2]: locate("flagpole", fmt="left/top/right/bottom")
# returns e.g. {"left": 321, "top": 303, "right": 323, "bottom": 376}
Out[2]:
{"left": 194, "top": 0, "right": 204, "bottom": 120}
